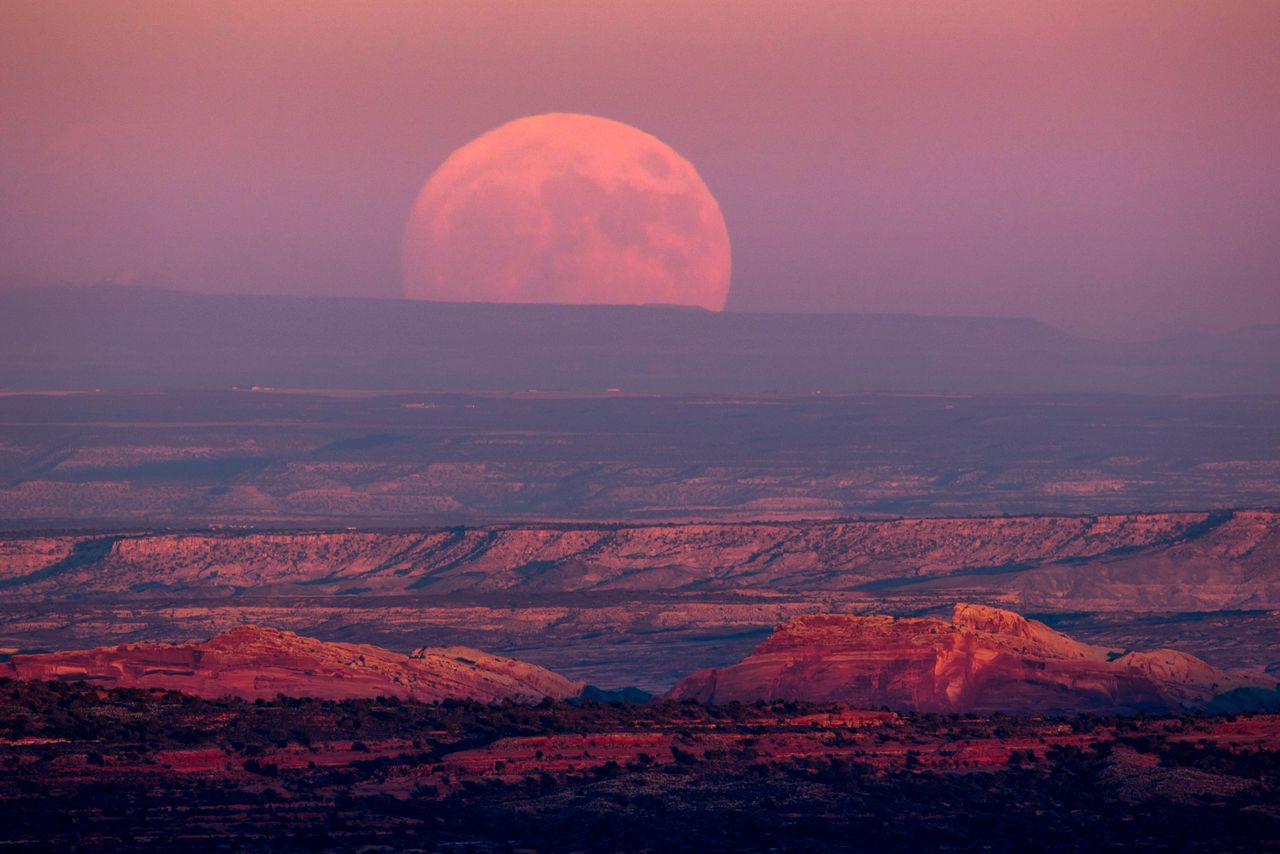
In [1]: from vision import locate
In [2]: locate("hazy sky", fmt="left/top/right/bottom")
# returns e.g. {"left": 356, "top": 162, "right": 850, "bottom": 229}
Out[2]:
{"left": 3, "top": 1, "right": 1278, "bottom": 337}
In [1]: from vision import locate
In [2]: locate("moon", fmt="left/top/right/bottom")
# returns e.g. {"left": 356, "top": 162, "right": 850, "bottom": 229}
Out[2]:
{"left": 402, "top": 113, "right": 731, "bottom": 310}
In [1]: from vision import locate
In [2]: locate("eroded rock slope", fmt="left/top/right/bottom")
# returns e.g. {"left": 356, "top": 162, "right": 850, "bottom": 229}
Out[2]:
{"left": 0, "top": 626, "right": 583, "bottom": 703}
{"left": 3, "top": 510, "right": 1277, "bottom": 608}
{"left": 665, "top": 604, "right": 1277, "bottom": 713}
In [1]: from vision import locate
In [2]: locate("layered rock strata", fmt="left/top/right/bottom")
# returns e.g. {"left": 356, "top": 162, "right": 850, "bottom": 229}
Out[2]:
{"left": 666, "top": 604, "right": 1276, "bottom": 713}
{"left": 0, "top": 625, "right": 583, "bottom": 703}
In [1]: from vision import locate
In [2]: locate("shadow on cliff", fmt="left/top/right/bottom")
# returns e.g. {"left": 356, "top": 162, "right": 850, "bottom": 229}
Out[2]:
{"left": 0, "top": 536, "right": 122, "bottom": 590}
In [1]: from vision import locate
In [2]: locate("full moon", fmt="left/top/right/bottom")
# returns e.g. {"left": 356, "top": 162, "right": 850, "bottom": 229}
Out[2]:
{"left": 402, "top": 113, "right": 731, "bottom": 310}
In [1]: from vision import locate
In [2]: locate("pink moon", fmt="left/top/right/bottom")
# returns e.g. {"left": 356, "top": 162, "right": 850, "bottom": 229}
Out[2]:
{"left": 402, "top": 113, "right": 732, "bottom": 310}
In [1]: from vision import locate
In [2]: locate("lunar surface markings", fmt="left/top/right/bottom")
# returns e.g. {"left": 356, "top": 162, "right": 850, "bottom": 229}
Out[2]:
{"left": 402, "top": 113, "right": 731, "bottom": 310}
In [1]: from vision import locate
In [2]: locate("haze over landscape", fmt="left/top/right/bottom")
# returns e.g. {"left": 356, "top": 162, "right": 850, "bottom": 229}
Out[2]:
{"left": 5, "top": 1, "right": 1280, "bottom": 336}
{"left": 2, "top": 2, "right": 1279, "bottom": 851}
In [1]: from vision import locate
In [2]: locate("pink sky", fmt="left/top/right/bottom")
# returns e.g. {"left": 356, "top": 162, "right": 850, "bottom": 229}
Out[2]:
{"left": 2, "top": 0, "right": 1278, "bottom": 337}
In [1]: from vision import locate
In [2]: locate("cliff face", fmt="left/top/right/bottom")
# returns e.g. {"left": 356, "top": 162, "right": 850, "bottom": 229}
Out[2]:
{"left": 664, "top": 604, "right": 1276, "bottom": 714}
{"left": 2, "top": 510, "right": 1277, "bottom": 609}
{"left": 0, "top": 626, "right": 583, "bottom": 704}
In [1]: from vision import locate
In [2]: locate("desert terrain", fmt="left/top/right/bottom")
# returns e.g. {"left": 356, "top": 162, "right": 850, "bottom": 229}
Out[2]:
{"left": 1, "top": 509, "right": 1278, "bottom": 691}
{"left": 8, "top": 3, "right": 1279, "bottom": 847}
{"left": 6, "top": 605, "right": 1273, "bottom": 714}
{"left": 2, "top": 680, "right": 1276, "bottom": 851}
{"left": 1, "top": 389, "right": 1278, "bottom": 527}
{"left": 666, "top": 603, "right": 1277, "bottom": 711}
{"left": 1, "top": 385, "right": 1277, "bottom": 848}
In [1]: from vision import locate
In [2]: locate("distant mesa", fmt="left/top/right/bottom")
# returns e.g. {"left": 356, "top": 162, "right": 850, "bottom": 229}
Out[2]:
{"left": 3, "top": 285, "right": 1279, "bottom": 394}
{"left": 0, "top": 626, "right": 583, "bottom": 704}
{"left": 5, "top": 512, "right": 1279, "bottom": 612}
{"left": 665, "top": 604, "right": 1279, "bottom": 714}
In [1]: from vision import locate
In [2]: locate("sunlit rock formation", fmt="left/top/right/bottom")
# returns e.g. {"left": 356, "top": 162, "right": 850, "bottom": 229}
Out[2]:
{"left": 0, "top": 626, "right": 583, "bottom": 703}
{"left": 665, "top": 604, "right": 1276, "bottom": 713}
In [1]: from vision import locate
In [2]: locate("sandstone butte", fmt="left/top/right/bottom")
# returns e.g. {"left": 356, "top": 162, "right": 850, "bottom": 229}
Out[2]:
{"left": 665, "top": 603, "right": 1280, "bottom": 714}
{"left": 0, "top": 626, "right": 584, "bottom": 704}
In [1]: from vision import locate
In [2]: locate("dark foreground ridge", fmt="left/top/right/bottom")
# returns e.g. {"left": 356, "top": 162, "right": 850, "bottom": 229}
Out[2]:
{"left": 4, "top": 285, "right": 1279, "bottom": 394}
{"left": 1, "top": 679, "right": 1278, "bottom": 851}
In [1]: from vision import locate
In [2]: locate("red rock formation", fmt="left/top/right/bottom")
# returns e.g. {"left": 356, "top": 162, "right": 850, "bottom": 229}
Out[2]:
{"left": 665, "top": 604, "right": 1275, "bottom": 713}
{"left": 0, "top": 626, "right": 583, "bottom": 703}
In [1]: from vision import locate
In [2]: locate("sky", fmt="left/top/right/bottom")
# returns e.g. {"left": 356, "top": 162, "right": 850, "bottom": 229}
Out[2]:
{"left": 2, "top": 0, "right": 1278, "bottom": 338}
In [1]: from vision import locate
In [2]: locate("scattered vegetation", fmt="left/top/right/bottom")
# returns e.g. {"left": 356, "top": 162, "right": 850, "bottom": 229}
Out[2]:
{"left": 1, "top": 679, "right": 1277, "bottom": 851}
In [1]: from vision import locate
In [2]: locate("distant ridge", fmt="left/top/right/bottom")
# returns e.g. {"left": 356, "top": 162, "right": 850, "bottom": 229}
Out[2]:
{"left": 2, "top": 285, "right": 1277, "bottom": 394}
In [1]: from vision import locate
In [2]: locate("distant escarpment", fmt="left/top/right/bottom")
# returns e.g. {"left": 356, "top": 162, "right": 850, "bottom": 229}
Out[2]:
{"left": 665, "top": 604, "right": 1278, "bottom": 713}
{"left": 2, "top": 510, "right": 1278, "bottom": 609}
{"left": 6, "top": 285, "right": 1279, "bottom": 394}
{"left": 0, "top": 626, "right": 583, "bottom": 703}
